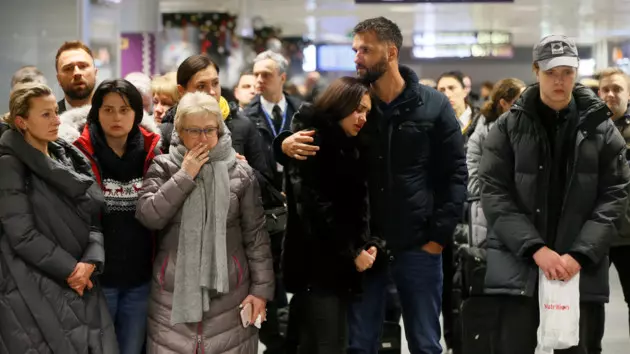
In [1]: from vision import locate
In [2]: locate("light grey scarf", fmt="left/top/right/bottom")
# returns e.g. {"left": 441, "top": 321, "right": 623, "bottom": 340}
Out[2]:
{"left": 168, "top": 126, "right": 237, "bottom": 325}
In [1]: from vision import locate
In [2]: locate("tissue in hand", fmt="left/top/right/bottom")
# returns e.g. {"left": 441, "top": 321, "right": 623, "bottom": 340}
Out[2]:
{"left": 253, "top": 314, "right": 263, "bottom": 329}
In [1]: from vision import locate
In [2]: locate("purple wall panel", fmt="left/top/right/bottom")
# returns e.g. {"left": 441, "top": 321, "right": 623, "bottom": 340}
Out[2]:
{"left": 121, "top": 32, "right": 157, "bottom": 77}
{"left": 121, "top": 33, "right": 144, "bottom": 77}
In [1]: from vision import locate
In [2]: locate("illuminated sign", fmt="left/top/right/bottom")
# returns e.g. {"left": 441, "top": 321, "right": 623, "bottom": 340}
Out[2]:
{"left": 410, "top": 31, "right": 513, "bottom": 58}
{"left": 413, "top": 31, "right": 512, "bottom": 46}
{"left": 411, "top": 44, "right": 514, "bottom": 59}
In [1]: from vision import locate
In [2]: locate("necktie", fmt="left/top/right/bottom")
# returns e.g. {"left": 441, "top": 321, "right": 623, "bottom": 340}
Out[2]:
{"left": 272, "top": 104, "right": 283, "bottom": 134}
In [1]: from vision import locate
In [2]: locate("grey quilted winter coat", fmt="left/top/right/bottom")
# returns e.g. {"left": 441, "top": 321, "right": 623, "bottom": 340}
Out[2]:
{"left": 136, "top": 154, "right": 274, "bottom": 354}
{"left": 466, "top": 115, "right": 493, "bottom": 246}
{"left": 0, "top": 130, "right": 118, "bottom": 354}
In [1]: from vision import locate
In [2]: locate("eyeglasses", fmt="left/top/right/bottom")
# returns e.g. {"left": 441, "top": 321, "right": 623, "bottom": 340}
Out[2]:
{"left": 182, "top": 127, "right": 218, "bottom": 138}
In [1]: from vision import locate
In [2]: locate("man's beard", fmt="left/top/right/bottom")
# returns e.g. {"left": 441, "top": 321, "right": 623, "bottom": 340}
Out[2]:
{"left": 63, "top": 82, "right": 94, "bottom": 101}
{"left": 357, "top": 56, "right": 389, "bottom": 85}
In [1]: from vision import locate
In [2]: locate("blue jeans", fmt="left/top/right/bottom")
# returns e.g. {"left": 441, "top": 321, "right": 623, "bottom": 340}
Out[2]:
{"left": 102, "top": 282, "right": 151, "bottom": 354}
{"left": 348, "top": 249, "right": 443, "bottom": 354}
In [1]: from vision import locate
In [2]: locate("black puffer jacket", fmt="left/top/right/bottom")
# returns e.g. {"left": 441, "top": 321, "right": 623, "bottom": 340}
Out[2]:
{"left": 479, "top": 84, "right": 630, "bottom": 302}
{"left": 0, "top": 130, "right": 118, "bottom": 353}
{"left": 0, "top": 120, "right": 9, "bottom": 138}
{"left": 282, "top": 104, "right": 384, "bottom": 296}
{"left": 613, "top": 108, "right": 630, "bottom": 247}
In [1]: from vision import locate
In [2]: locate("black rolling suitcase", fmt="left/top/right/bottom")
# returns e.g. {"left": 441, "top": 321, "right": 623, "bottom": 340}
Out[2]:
{"left": 460, "top": 296, "right": 499, "bottom": 354}
{"left": 379, "top": 321, "right": 402, "bottom": 354}
{"left": 455, "top": 196, "right": 498, "bottom": 354}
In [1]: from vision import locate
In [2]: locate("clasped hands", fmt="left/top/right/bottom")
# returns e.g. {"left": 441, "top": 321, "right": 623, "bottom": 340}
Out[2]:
{"left": 533, "top": 246, "right": 581, "bottom": 281}
{"left": 66, "top": 262, "right": 96, "bottom": 296}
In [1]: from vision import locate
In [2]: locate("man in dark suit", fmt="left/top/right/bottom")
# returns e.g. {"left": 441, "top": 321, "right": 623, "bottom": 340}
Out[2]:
{"left": 243, "top": 50, "right": 302, "bottom": 354}
{"left": 55, "top": 41, "right": 97, "bottom": 114}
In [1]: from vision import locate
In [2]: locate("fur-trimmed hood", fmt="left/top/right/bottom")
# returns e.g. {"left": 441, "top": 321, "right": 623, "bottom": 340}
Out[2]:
{"left": 58, "top": 105, "right": 162, "bottom": 147}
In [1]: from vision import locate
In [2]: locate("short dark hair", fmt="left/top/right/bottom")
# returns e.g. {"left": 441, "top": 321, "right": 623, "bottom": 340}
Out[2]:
{"left": 55, "top": 41, "right": 94, "bottom": 72}
{"left": 235, "top": 69, "right": 254, "bottom": 89}
{"left": 353, "top": 17, "right": 403, "bottom": 52}
{"left": 437, "top": 71, "right": 470, "bottom": 107}
{"left": 239, "top": 69, "right": 254, "bottom": 78}
{"left": 313, "top": 76, "right": 369, "bottom": 124}
{"left": 177, "top": 55, "right": 220, "bottom": 88}
{"left": 437, "top": 71, "right": 466, "bottom": 89}
{"left": 87, "top": 79, "right": 145, "bottom": 133}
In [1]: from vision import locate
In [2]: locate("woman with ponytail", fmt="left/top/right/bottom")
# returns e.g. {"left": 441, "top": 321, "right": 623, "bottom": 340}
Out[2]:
{"left": 466, "top": 78, "right": 525, "bottom": 245}
{"left": 437, "top": 71, "right": 481, "bottom": 145}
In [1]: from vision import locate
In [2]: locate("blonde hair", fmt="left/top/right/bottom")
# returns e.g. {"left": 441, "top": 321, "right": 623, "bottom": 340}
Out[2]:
{"left": 174, "top": 92, "right": 223, "bottom": 135}
{"left": 7, "top": 82, "right": 54, "bottom": 130}
{"left": 598, "top": 67, "right": 630, "bottom": 90}
{"left": 151, "top": 72, "right": 180, "bottom": 103}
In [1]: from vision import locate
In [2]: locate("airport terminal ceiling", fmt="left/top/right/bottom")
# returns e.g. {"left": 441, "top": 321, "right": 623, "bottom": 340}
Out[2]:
{"left": 160, "top": 0, "right": 630, "bottom": 46}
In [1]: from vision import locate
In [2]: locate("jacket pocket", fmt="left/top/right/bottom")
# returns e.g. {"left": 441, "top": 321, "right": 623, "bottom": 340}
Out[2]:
{"left": 393, "top": 121, "right": 433, "bottom": 166}
{"left": 484, "top": 248, "right": 530, "bottom": 294}
{"left": 397, "top": 120, "right": 434, "bottom": 133}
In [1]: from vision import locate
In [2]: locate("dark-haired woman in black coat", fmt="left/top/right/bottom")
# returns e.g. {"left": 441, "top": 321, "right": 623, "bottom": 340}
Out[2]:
{"left": 282, "top": 77, "right": 384, "bottom": 354}
{"left": 0, "top": 83, "right": 117, "bottom": 353}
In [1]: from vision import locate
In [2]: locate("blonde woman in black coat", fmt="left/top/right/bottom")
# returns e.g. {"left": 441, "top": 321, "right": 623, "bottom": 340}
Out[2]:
{"left": 0, "top": 83, "right": 117, "bottom": 354}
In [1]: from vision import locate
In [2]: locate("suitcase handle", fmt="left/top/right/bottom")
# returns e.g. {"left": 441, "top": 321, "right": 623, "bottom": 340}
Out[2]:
{"left": 467, "top": 196, "right": 481, "bottom": 246}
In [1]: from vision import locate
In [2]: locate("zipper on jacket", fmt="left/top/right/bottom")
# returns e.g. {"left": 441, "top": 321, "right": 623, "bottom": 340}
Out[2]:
{"left": 559, "top": 127, "right": 585, "bottom": 227}
{"left": 194, "top": 322, "right": 204, "bottom": 354}
{"left": 232, "top": 255, "right": 243, "bottom": 287}
{"left": 528, "top": 110, "right": 552, "bottom": 244}
{"left": 159, "top": 254, "right": 169, "bottom": 291}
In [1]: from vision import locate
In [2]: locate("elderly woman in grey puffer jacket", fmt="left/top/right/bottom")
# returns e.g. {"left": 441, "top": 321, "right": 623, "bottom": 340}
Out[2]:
{"left": 467, "top": 78, "right": 525, "bottom": 246}
{"left": 136, "top": 91, "right": 274, "bottom": 354}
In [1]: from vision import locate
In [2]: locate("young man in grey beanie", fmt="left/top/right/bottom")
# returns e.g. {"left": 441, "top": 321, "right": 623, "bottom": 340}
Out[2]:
{"left": 478, "top": 35, "right": 630, "bottom": 353}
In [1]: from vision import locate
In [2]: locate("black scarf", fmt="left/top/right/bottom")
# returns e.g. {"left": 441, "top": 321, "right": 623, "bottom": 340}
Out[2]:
{"left": 88, "top": 122, "right": 147, "bottom": 182}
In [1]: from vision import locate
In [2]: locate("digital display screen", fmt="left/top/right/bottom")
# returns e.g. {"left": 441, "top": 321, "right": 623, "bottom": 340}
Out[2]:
{"left": 411, "top": 44, "right": 514, "bottom": 59}
{"left": 317, "top": 45, "right": 357, "bottom": 72}
{"left": 410, "top": 31, "right": 513, "bottom": 58}
{"left": 413, "top": 31, "right": 512, "bottom": 46}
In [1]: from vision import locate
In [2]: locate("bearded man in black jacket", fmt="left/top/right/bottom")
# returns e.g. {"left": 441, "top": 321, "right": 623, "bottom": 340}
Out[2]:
{"left": 276, "top": 17, "right": 467, "bottom": 354}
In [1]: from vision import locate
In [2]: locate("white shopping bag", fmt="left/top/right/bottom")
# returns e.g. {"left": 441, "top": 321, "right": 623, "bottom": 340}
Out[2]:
{"left": 535, "top": 269, "right": 580, "bottom": 354}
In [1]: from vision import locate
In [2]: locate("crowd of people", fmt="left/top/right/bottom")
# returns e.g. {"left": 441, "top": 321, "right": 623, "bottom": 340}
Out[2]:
{"left": 0, "top": 15, "right": 629, "bottom": 354}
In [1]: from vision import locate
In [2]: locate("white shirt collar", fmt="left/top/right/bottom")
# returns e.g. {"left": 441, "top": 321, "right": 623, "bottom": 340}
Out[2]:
{"left": 458, "top": 105, "right": 473, "bottom": 131}
{"left": 260, "top": 95, "right": 287, "bottom": 116}
{"left": 64, "top": 98, "right": 91, "bottom": 111}
{"left": 64, "top": 98, "right": 77, "bottom": 111}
